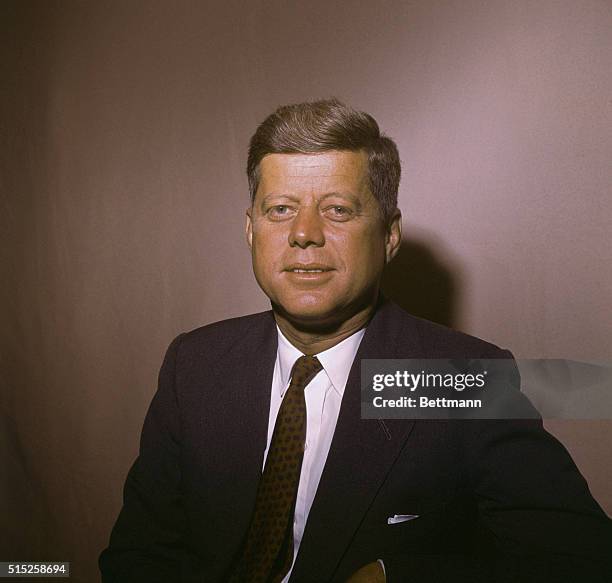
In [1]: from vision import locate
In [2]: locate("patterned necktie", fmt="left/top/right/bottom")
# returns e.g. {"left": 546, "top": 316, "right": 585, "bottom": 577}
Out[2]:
{"left": 229, "top": 355, "right": 323, "bottom": 583}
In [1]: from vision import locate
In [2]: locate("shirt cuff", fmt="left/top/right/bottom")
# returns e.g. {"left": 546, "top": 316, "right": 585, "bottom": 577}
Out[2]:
{"left": 377, "top": 558, "right": 386, "bottom": 580}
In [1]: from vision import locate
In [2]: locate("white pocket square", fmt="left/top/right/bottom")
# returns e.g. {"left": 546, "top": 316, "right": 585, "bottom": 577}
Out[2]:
{"left": 387, "top": 514, "right": 420, "bottom": 525}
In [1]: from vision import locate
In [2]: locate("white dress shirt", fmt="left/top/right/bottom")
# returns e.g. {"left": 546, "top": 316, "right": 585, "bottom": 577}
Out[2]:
{"left": 263, "top": 325, "right": 366, "bottom": 582}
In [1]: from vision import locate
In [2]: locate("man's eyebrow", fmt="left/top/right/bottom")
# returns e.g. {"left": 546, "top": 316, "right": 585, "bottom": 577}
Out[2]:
{"left": 319, "top": 192, "right": 363, "bottom": 210}
{"left": 259, "top": 193, "right": 300, "bottom": 206}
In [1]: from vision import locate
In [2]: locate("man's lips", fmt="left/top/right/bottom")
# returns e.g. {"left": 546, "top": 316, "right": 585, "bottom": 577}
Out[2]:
{"left": 283, "top": 263, "right": 335, "bottom": 273}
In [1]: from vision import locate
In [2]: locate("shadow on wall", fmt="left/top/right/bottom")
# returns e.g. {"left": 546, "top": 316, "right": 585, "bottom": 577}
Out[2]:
{"left": 382, "top": 237, "right": 463, "bottom": 329}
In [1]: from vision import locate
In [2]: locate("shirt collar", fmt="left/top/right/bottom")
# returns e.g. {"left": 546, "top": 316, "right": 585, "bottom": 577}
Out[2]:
{"left": 276, "top": 325, "right": 366, "bottom": 397}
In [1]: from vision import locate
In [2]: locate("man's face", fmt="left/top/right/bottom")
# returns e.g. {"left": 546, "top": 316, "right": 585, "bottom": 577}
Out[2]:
{"left": 246, "top": 150, "right": 401, "bottom": 328}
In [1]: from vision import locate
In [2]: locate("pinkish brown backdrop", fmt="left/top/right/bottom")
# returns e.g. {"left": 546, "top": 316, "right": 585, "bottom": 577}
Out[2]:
{"left": 2, "top": 1, "right": 611, "bottom": 581}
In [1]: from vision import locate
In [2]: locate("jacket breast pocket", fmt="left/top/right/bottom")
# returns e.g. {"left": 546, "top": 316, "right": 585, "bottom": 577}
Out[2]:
{"left": 351, "top": 498, "right": 476, "bottom": 559}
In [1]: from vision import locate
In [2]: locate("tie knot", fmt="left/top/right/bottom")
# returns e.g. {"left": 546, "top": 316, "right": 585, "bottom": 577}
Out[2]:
{"left": 289, "top": 355, "right": 323, "bottom": 389}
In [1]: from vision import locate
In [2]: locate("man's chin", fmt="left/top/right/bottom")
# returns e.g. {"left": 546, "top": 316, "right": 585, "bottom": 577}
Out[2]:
{"left": 271, "top": 301, "right": 345, "bottom": 332}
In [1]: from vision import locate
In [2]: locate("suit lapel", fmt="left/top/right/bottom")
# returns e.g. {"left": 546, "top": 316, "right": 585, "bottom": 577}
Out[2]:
{"left": 291, "top": 301, "right": 419, "bottom": 582}
{"left": 204, "top": 312, "right": 278, "bottom": 547}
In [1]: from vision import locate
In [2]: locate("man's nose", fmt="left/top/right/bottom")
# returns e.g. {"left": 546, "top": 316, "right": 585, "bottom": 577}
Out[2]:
{"left": 288, "top": 206, "right": 325, "bottom": 248}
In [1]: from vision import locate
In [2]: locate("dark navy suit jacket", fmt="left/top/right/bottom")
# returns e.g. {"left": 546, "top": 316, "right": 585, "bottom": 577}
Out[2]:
{"left": 100, "top": 300, "right": 612, "bottom": 582}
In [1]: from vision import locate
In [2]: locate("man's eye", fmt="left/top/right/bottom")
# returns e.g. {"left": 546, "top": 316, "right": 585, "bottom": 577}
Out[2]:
{"left": 267, "top": 205, "right": 292, "bottom": 219}
{"left": 266, "top": 204, "right": 295, "bottom": 221}
{"left": 325, "top": 206, "right": 352, "bottom": 221}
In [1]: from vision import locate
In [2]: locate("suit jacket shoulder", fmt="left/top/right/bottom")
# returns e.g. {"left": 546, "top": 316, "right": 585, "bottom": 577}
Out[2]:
{"left": 180, "top": 310, "right": 275, "bottom": 355}
{"left": 358, "top": 300, "right": 510, "bottom": 360}
{"left": 171, "top": 310, "right": 277, "bottom": 380}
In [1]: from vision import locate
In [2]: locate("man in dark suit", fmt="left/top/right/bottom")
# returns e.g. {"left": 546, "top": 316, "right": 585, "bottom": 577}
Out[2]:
{"left": 100, "top": 99, "right": 611, "bottom": 582}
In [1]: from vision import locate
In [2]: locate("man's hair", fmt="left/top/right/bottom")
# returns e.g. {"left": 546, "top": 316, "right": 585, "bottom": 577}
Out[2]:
{"left": 247, "top": 98, "right": 401, "bottom": 223}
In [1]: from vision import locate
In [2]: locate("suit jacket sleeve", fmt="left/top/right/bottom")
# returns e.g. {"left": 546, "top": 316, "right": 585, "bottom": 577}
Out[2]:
{"left": 383, "top": 356, "right": 612, "bottom": 583}
{"left": 99, "top": 334, "right": 196, "bottom": 583}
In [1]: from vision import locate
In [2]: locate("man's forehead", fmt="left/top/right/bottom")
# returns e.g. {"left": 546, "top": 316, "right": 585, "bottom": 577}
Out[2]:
{"left": 259, "top": 151, "right": 368, "bottom": 179}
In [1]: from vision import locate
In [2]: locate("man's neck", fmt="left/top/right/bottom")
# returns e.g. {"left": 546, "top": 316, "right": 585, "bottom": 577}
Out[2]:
{"left": 273, "top": 303, "right": 376, "bottom": 355}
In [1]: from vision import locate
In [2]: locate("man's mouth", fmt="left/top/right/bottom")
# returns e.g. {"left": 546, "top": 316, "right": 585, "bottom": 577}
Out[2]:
{"left": 285, "top": 264, "right": 333, "bottom": 273}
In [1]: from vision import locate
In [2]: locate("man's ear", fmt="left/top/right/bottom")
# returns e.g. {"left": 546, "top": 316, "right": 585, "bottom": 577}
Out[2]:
{"left": 385, "top": 209, "right": 402, "bottom": 263}
{"left": 245, "top": 207, "right": 253, "bottom": 250}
